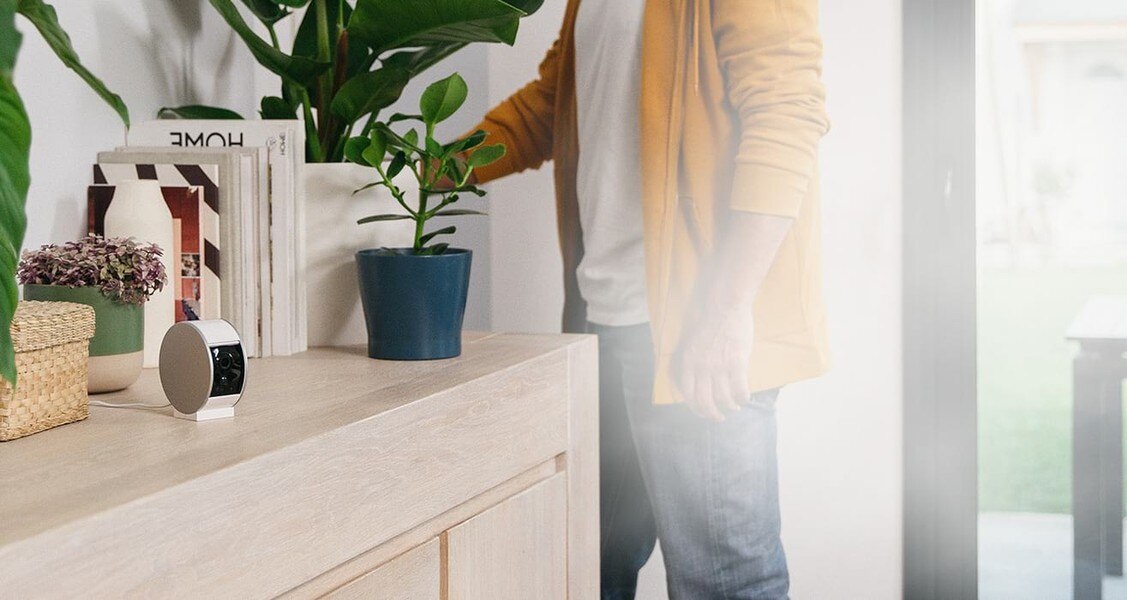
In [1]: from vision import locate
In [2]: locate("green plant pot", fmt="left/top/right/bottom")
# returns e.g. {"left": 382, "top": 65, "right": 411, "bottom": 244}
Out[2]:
{"left": 23, "top": 285, "right": 144, "bottom": 393}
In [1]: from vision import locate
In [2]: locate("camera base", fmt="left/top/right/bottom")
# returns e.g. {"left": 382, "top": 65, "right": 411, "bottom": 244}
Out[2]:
{"left": 174, "top": 406, "right": 235, "bottom": 421}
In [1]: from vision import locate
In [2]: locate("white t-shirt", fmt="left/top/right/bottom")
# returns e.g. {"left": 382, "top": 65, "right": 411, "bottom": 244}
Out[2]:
{"left": 574, "top": 0, "right": 650, "bottom": 326}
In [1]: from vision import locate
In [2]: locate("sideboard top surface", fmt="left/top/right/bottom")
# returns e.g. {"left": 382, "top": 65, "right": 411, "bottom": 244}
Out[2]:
{"left": 0, "top": 332, "right": 590, "bottom": 546}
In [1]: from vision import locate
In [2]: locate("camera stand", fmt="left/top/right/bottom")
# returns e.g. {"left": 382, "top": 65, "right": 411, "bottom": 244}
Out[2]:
{"left": 174, "top": 406, "right": 235, "bottom": 421}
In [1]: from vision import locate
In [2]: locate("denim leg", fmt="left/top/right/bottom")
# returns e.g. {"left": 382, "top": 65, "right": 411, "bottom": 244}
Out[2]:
{"left": 628, "top": 385, "right": 790, "bottom": 600}
{"left": 593, "top": 323, "right": 658, "bottom": 599}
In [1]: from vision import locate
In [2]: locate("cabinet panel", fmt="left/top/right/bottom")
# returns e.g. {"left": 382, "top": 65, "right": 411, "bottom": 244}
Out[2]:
{"left": 322, "top": 539, "right": 440, "bottom": 600}
{"left": 446, "top": 474, "right": 568, "bottom": 600}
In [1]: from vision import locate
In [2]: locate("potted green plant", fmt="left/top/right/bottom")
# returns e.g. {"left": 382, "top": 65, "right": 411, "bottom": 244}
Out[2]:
{"left": 19, "top": 236, "right": 167, "bottom": 393}
{"left": 159, "top": 1, "right": 541, "bottom": 346}
{"left": 346, "top": 73, "right": 503, "bottom": 360}
{"left": 0, "top": 1, "right": 131, "bottom": 387}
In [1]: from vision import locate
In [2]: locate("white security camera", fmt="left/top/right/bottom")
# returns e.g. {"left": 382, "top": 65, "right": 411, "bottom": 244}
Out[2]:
{"left": 159, "top": 320, "right": 246, "bottom": 421}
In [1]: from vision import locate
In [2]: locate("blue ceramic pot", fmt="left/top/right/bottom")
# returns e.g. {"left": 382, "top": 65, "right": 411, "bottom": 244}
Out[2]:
{"left": 355, "top": 248, "right": 472, "bottom": 360}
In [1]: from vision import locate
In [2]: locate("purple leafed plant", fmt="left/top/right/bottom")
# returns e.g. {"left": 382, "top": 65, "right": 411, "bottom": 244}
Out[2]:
{"left": 18, "top": 235, "right": 167, "bottom": 305}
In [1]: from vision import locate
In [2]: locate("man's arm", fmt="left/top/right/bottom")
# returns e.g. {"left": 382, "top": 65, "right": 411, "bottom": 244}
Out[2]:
{"left": 468, "top": 33, "right": 564, "bottom": 184}
{"left": 675, "top": 0, "right": 829, "bottom": 420}
{"left": 676, "top": 213, "right": 793, "bottom": 421}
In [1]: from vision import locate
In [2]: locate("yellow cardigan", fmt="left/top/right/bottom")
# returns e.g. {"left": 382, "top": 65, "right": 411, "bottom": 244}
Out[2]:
{"left": 474, "top": 0, "right": 831, "bottom": 404}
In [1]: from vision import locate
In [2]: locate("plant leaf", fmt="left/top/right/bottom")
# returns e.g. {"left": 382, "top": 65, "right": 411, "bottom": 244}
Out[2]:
{"left": 388, "top": 112, "right": 423, "bottom": 124}
{"left": 427, "top": 242, "right": 450, "bottom": 255}
{"left": 207, "top": 0, "right": 329, "bottom": 87}
{"left": 418, "top": 225, "right": 456, "bottom": 246}
{"left": 0, "top": 2, "right": 21, "bottom": 74}
{"left": 386, "top": 151, "right": 407, "bottom": 178}
{"left": 330, "top": 65, "right": 410, "bottom": 122}
{"left": 358, "top": 213, "right": 413, "bottom": 224}
{"left": 433, "top": 209, "right": 487, "bottom": 217}
{"left": 260, "top": 95, "right": 295, "bottom": 119}
{"left": 351, "top": 181, "right": 382, "bottom": 196}
{"left": 362, "top": 130, "right": 387, "bottom": 166}
{"left": 349, "top": 0, "right": 544, "bottom": 52}
{"left": 382, "top": 45, "right": 465, "bottom": 78}
{"left": 343, "top": 136, "right": 371, "bottom": 166}
{"left": 16, "top": 0, "right": 130, "bottom": 126}
{"left": 374, "top": 123, "right": 422, "bottom": 153}
{"left": 467, "top": 143, "right": 506, "bottom": 168}
{"left": 446, "top": 130, "right": 487, "bottom": 154}
{"left": 402, "top": 128, "right": 420, "bottom": 149}
{"left": 238, "top": 0, "right": 289, "bottom": 25}
{"left": 158, "top": 105, "right": 245, "bottom": 120}
{"left": 419, "top": 73, "right": 467, "bottom": 126}
{"left": 369, "top": 129, "right": 388, "bottom": 157}
{"left": 0, "top": 71, "right": 30, "bottom": 385}
{"left": 425, "top": 136, "right": 444, "bottom": 159}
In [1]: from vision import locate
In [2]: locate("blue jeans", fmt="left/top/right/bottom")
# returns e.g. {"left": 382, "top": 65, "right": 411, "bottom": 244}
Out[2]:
{"left": 591, "top": 322, "right": 789, "bottom": 600}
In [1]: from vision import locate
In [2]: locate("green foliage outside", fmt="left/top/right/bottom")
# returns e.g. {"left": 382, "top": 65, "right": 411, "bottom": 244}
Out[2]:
{"left": 979, "top": 265, "right": 1127, "bottom": 513}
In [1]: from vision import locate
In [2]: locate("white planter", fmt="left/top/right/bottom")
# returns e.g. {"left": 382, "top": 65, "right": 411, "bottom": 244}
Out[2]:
{"left": 103, "top": 180, "right": 175, "bottom": 368}
{"left": 302, "top": 163, "right": 416, "bottom": 347}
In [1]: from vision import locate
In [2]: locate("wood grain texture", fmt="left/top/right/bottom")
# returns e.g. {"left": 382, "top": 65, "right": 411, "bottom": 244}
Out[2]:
{"left": 566, "top": 338, "right": 600, "bottom": 599}
{"left": 446, "top": 474, "right": 569, "bottom": 600}
{"left": 282, "top": 459, "right": 559, "bottom": 599}
{"left": 322, "top": 539, "right": 440, "bottom": 600}
{"left": 0, "top": 334, "right": 593, "bottom": 599}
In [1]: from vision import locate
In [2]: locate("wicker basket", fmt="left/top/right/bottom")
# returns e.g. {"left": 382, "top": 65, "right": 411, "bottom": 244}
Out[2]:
{"left": 0, "top": 301, "right": 96, "bottom": 441}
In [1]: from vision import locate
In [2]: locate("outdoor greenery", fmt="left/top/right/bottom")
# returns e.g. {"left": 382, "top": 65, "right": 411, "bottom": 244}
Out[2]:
{"left": 164, "top": 0, "right": 542, "bottom": 163}
{"left": 346, "top": 73, "right": 502, "bottom": 255}
{"left": 979, "top": 265, "right": 1127, "bottom": 514}
{"left": 0, "top": 0, "right": 130, "bottom": 385}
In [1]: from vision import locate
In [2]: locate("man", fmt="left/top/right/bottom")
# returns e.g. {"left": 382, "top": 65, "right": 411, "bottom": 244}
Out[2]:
{"left": 471, "top": 0, "right": 829, "bottom": 597}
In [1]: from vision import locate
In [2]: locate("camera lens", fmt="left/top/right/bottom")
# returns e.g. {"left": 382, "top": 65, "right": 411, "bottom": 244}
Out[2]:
{"left": 210, "top": 345, "right": 245, "bottom": 397}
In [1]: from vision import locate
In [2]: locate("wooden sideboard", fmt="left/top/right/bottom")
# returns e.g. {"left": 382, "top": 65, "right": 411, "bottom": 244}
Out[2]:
{"left": 0, "top": 333, "right": 599, "bottom": 599}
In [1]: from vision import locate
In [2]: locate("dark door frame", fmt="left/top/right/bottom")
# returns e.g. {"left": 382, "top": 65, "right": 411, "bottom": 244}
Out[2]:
{"left": 902, "top": 0, "right": 978, "bottom": 598}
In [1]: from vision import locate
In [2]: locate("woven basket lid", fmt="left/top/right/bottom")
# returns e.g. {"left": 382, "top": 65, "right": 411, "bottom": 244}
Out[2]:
{"left": 10, "top": 301, "right": 96, "bottom": 352}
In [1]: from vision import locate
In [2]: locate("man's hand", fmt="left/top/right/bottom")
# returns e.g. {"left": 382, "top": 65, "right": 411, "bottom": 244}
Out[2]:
{"left": 672, "top": 211, "right": 795, "bottom": 421}
{"left": 675, "top": 304, "right": 756, "bottom": 422}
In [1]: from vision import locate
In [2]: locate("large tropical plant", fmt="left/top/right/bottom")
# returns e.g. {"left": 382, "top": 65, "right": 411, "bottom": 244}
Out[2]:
{"left": 0, "top": 0, "right": 130, "bottom": 385}
{"left": 162, "top": 0, "right": 543, "bottom": 163}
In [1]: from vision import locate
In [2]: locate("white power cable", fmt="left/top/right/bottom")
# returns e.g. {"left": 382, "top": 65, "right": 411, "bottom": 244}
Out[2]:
{"left": 89, "top": 400, "right": 171, "bottom": 410}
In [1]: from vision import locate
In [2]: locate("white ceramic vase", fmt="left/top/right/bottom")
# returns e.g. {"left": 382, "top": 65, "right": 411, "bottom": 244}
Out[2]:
{"left": 302, "top": 163, "right": 415, "bottom": 347}
{"left": 104, "top": 179, "right": 175, "bottom": 368}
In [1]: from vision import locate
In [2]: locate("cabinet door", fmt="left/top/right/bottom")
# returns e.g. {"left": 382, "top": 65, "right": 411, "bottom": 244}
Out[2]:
{"left": 446, "top": 474, "right": 568, "bottom": 600}
{"left": 322, "top": 539, "right": 440, "bottom": 600}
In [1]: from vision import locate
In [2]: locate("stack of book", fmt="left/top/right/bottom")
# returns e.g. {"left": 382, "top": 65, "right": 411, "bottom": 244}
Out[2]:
{"left": 88, "top": 120, "right": 306, "bottom": 357}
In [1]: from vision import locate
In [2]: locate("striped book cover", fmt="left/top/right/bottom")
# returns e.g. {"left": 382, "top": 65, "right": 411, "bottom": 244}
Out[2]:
{"left": 92, "top": 164, "right": 222, "bottom": 324}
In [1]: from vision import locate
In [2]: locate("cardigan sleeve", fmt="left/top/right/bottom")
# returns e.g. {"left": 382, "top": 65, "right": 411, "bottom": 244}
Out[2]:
{"left": 470, "top": 35, "right": 563, "bottom": 184}
{"left": 713, "top": 0, "right": 830, "bottom": 217}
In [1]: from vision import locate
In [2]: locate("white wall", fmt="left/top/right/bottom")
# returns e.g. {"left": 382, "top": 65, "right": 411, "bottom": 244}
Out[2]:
{"left": 485, "top": 0, "right": 905, "bottom": 597}
{"left": 486, "top": 2, "right": 568, "bottom": 333}
{"left": 777, "top": 0, "right": 903, "bottom": 597}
